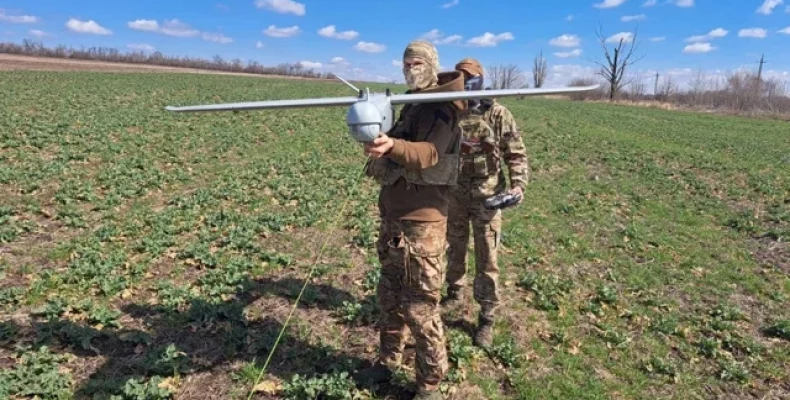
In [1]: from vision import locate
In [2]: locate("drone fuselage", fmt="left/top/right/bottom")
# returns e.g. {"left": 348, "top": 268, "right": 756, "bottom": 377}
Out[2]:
{"left": 345, "top": 89, "right": 395, "bottom": 143}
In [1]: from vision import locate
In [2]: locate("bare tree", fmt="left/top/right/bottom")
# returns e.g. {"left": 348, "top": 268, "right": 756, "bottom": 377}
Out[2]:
{"left": 0, "top": 39, "right": 334, "bottom": 79}
{"left": 656, "top": 75, "right": 677, "bottom": 102}
{"left": 688, "top": 68, "right": 710, "bottom": 106}
{"left": 487, "top": 63, "right": 527, "bottom": 89}
{"left": 590, "top": 25, "right": 644, "bottom": 100}
{"left": 532, "top": 50, "right": 547, "bottom": 88}
{"left": 626, "top": 75, "right": 646, "bottom": 99}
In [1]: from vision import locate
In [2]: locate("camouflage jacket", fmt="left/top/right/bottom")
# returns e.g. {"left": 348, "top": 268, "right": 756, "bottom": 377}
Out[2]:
{"left": 456, "top": 99, "right": 529, "bottom": 199}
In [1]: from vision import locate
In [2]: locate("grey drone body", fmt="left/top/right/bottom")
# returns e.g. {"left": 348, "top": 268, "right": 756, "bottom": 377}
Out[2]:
{"left": 164, "top": 76, "right": 599, "bottom": 143}
{"left": 345, "top": 88, "right": 396, "bottom": 142}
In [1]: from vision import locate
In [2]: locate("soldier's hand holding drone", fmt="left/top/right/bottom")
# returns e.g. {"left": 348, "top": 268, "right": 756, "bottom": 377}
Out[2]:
{"left": 363, "top": 133, "right": 394, "bottom": 158}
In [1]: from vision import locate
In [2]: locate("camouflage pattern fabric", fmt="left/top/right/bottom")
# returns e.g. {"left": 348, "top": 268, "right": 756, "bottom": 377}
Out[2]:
{"left": 484, "top": 102, "right": 529, "bottom": 192}
{"left": 376, "top": 218, "right": 449, "bottom": 392}
{"left": 446, "top": 194, "right": 501, "bottom": 319}
{"left": 402, "top": 40, "right": 439, "bottom": 90}
{"left": 446, "top": 102, "right": 528, "bottom": 319}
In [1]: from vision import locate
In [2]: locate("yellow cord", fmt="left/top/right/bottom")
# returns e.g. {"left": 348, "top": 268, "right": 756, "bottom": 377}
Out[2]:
{"left": 247, "top": 156, "right": 371, "bottom": 399}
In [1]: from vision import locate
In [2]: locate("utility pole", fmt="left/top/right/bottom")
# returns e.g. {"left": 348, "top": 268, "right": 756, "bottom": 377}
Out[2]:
{"left": 654, "top": 71, "right": 659, "bottom": 98}
{"left": 757, "top": 53, "right": 766, "bottom": 82}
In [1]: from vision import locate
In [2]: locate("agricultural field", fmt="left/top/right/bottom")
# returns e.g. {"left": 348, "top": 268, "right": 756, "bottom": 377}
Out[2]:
{"left": 1, "top": 68, "right": 789, "bottom": 400}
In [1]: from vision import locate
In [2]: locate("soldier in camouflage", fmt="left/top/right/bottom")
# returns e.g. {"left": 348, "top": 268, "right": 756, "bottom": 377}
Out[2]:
{"left": 442, "top": 57, "right": 529, "bottom": 347}
{"left": 354, "top": 40, "right": 467, "bottom": 400}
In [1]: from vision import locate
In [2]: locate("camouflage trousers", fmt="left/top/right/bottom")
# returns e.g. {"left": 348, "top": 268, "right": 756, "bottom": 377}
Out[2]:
{"left": 446, "top": 193, "right": 501, "bottom": 320}
{"left": 376, "top": 218, "right": 449, "bottom": 392}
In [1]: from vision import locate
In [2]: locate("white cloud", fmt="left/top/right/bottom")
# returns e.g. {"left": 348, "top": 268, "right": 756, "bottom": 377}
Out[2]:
{"left": 263, "top": 25, "right": 300, "bottom": 37}
{"left": 202, "top": 32, "right": 233, "bottom": 43}
{"left": 739, "top": 28, "right": 767, "bottom": 38}
{"left": 28, "top": 29, "right": 48, "bottom": 37}
{"left": 442, "top": 0, "right": 460, "bottom": 8}
{"left": 566, "top": 15, "right": 575, "bottom": 21}
{"left": 554, "top": 49, "right": 582, "bottom": 58}
{"left": 606, "top": 32, "right": 634, "bottom": 43}
{"left": 594, "top": 0, "right": 627, "bottom": 8}
{"left": 549, "top": 34, "right": 580, "bottom": 47}
{"left": 298, "top": 60, "right": 322, "bottom": 69}
{"left": 650, "top": 36, "right": 666, "bottom": 41}
{"left": 127, "top": 19, "right": 228, "bottom": 43}
{"left": 330, "top": 56, "right": 350, "bottom": 65}
{"left": 318, "top": 25, "right": 358, "bottom": 40}
{"left": 343, "top": 68, "right": 375, "bottom": 82}
{"left": 544, "top": 64, "right": 597, "bottom": 87}
{"left": 683, "top": 42, "right": 715, "bottom": 53}
{"left": 392, "top": 59, "right": 401, "bottom": 67}
{"left": 419, "top": 29, "right": 462, "bottom": 44}
{"left": 254, "top": 0, "right": 305, "bottom": 16}
{"left": 779, "top": 26, "right": 790, "bottom": 34}
{"left": 621, "top": 14, "right": 646, "bottom": 21}
{"left": 440, "top": 34, "right": 462, "bottom": 44}
{"left": 66, "top": 19, "right": 112, "bottom": 35}
{"left": 685, "top": 28, "right": 727, "bottom": 42}
{"left": 159, "top": 20, "right": 198, "bottom": 37}
{"left": 756, "top": 0, "right": 783, "bottom": 14}
{"left": 128, "top": 19, "right": 199, "bottom": 37}
{"left": 0, "top": 9, "right": 39, "bottom": 23}
{"left": 354, "top": 41, "right": 386, "bottom": 52}
{"left": 643, "top": 0, "right": 692, "bottom": 6}
{"left": 256, "top": 41, "right": 264, "bottom": 48}
{"left": 128, "top": 19, "right": 159, "bottom": 32}
{"left": 127, "top": 43, "right": 155, "bottom": 52}
{"left": 466, "top": 32, "right": 513, "bottom": 47}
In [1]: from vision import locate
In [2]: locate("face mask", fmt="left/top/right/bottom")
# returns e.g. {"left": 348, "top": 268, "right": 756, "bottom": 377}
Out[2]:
{"left": 403, "top": 63, "right": 434, "bottom": 90}
{"left": 464, "top": 75, "right": 483, "bottom": 91}
{"left": 464, "top": 75, "right": 484, "bottom": 108}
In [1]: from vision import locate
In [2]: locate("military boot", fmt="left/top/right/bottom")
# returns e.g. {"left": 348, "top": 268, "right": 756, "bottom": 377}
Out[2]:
{"left": 353, "top": 362, "right": 392, "bottom": 386}
{"left": 440, "top": 286, "right": 464, "bottom": 309}
{"left": 473, "top": 314, "right": 494, "bottom": 348}
{"left": 413, "top": 389, "right": 443, "bottom": 399}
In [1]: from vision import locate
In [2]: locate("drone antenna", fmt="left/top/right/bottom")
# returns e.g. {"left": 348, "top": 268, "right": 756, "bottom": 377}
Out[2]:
{"left": 334, "top": 74, "right": 360, "bottom": 93}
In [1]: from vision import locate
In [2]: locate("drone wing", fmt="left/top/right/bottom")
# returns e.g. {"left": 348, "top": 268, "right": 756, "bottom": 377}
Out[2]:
{"left": 388, "top": 84, "right": 599, "bottom": 105}
{"left": 165, "top": 95, "right": 360, "bottom": 112}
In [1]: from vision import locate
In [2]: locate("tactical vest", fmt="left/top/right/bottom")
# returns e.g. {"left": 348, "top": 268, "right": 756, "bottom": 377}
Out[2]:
{"left": 365, "top": 103, "right": 462, "bottom": 186}
{"left": 458, "top": 104, "right": 500, "bottom": 179}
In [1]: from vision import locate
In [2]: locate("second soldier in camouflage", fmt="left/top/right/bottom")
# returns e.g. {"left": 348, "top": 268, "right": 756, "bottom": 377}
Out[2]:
{"left": 442, "top": 57, "right": 530, "bottom": 347}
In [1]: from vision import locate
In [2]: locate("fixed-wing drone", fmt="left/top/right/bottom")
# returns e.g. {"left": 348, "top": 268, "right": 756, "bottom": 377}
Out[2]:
{"left": 165, "top": 75, "right": 599, "bottom": 143}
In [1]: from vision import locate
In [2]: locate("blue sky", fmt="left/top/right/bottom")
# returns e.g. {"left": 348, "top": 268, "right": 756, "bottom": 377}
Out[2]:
{"left": 1, "top": 0, "right": 789, "bottom": 88}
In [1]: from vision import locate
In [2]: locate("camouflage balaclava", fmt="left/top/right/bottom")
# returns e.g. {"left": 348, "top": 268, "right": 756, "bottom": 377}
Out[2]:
{"left": 402, "top": 40, "right": 439, "bottom": 91}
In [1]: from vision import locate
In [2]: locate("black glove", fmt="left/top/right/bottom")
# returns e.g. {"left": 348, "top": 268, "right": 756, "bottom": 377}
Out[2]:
{"left": 483, "top": 191, "right": 523, "bottom": 210}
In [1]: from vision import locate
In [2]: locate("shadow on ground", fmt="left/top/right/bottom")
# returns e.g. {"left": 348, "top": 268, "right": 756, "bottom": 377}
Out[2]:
{"left": 0, "top": 276, "right": 420, "bottom": 399}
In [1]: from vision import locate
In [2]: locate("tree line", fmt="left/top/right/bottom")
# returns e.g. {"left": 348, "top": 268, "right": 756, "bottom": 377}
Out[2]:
{"left": 0, "top": 39, "right": 336, "bottom": 80}
{"left": 485, "top": 26, "right": 790, "bottom": 118}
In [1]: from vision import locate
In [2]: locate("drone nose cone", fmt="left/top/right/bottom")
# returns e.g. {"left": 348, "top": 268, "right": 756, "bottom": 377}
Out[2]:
{"left": 346, "top": 101, "right": 383, "bottom": 142}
